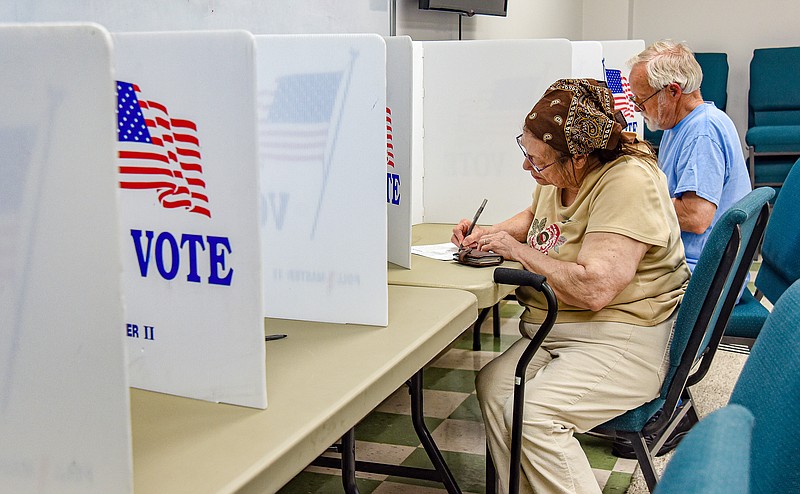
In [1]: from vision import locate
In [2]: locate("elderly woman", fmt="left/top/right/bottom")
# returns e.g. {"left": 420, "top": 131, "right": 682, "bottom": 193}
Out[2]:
{"left": 452, "top": 79, "right": 690, "bottom": 494}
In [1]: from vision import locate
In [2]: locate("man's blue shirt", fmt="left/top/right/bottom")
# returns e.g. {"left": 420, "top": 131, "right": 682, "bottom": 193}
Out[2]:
{"left": 658, "top": 102, "right": 752, "bottom": 272}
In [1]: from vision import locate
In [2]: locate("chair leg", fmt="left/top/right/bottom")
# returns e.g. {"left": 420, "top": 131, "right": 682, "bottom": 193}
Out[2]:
{"left": 620, "top": 430, "right": 659, "bottom": 492}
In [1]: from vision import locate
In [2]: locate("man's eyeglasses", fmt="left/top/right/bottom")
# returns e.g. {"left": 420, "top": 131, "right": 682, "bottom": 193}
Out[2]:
{"left": 630, "top": 85, "right": 668, "bottom": 112}
{"left": 516, "top": 134, "right": 564, "bottom": 173}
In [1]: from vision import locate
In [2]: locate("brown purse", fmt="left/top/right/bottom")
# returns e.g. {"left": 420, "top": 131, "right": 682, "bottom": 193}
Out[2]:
{"left": 454, "top": 247, "right": 504, "bottom": 267}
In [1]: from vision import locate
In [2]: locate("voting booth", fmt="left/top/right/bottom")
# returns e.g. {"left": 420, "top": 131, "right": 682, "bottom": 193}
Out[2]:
{"left": 256, "top": 34, "right": 389, "bottom": 326}
{"left": 114, "top": 31, "right": 267, "bottom": 409}
{"left": 0, "top": 24, "right": 133, "bottom": 493}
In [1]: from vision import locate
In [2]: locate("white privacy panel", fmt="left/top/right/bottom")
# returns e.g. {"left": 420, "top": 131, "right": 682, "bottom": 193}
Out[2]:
{"left": 572, "top": 40, "right": 605, "bottom": 79}
{"left": 114, "top": 31, "right": 266, "bottom": 408}
{"left": 386, "top": 36, "right": 415, "bottom": 268}
{"left": 0, "top": 23, "right": 132, "bottom": 493}
{"left": 420, "top": 39, "right": 573, "bottom": 224}
{"left": 256, "top": 34, "right": 388, "bottom": 326}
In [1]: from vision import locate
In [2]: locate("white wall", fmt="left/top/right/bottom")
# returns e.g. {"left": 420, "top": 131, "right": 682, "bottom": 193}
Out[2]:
{"left": 396, "top": 0, "right": 583, "bottom": 41}
{"left": 581, "top": 0, "right": 630, "bottom": 41}
{"left": 462, "top": 0, "right": 583, "bottom": 40}
{"left": 630, "top": 0, "right": 800, "bottom": 149}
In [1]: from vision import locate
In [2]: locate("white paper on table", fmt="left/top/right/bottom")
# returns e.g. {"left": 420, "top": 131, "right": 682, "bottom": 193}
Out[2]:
{"left": 411, "top": 242, "right": 459, "bottom": 261}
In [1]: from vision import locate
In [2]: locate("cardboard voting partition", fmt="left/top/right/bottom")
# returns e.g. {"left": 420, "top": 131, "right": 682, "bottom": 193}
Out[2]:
{"left": 114, "top": 31, "right": 266, "bottom": 408}
{"left": 256, "top": 34, "right": 388, "bottom": 326}
{"left": 420, "top": 39, "right": 573, "bottom": 224}
{"left": 601, "top": 40, "right": 646, "bottom": 138}
{"left": 386, "top": 36, "right": 415, "bottom": 269}
{"left": 0, "top": 24, "right": 132, "bottom": 492}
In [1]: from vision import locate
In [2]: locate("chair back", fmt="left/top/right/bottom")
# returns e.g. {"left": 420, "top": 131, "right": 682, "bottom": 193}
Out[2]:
{"left": 748, "top": 46, "right": 800, "bottom": 129}
{"left": 695, "top": 52, "right": 729, "bottom": 111}
{"left": 654, "top": 404, "right": 754, "bottom": 494}
{"left": 755, "top": 160, "right": 800, "bottom": 303}
{"left": 602, "top": 187, "right": 774, "bottom": 435}
{"left": 729, "top": 278, "right": 800, "bottom": 494}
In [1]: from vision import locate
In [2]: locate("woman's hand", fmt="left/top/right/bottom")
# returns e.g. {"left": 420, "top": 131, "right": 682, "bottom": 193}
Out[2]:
{"left": 477, "top": 231, "right": 523, "bottom": 260}
{"left": 451, "top": 219, "right": 489, "bottom": 248}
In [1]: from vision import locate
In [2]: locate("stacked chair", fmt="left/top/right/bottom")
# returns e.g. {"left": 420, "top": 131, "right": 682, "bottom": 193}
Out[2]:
{"left": 723, "top": 158, "right": 800, "bottom": 350}
{"left": 746, "top": 46, "right": 800, "bottom": 189}
{"left": 655, "top": 278, "right": 800, "bottom": 494}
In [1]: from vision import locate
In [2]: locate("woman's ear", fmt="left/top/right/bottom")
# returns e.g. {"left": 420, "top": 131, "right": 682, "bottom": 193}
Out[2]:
{"left": 571, "top": 154, "right": 589, "bottom": 170}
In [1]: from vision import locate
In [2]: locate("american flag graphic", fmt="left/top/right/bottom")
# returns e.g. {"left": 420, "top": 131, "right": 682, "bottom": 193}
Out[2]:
{"left": 116, "top": 81, "right": 211, "bottom": 218}
{"left": 260, "top": 72, "right": 344, "bottom": 165}
{"left": 386, "top": 106, "right": 394, "bottom": 168}
{"left": 605, "top": 68, "right": 636, "bottom": 120}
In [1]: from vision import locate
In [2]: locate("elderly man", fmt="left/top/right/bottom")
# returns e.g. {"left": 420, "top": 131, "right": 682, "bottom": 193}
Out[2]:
{"left": 610, "top": 40, "right": 753, "bottom": 460}
{"left": 628, "top": 40, "right": 751, "bottom": 272}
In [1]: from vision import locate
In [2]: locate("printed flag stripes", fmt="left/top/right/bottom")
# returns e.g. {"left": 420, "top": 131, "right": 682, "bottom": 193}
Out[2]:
{"left": 259, "top": 72, "right": 344, "bottom": 165}
{"left": 116, "top": 81, "right": 211, "bottom": 217}
{"left": 605, "top": 68, "right": 636, "bottom": 120}
{"left": 386, "top": 107, "right": 394, "bottom": 168}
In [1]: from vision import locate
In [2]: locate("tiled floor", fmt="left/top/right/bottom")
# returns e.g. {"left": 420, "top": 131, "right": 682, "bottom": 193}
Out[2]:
{"left": 278, "top": 301, "right": 638, "bottom": 494}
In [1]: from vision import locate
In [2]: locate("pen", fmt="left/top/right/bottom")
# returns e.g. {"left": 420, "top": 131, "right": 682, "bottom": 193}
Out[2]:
{"left": 460, "top": 198, "right": 488, "bottom": 248}
{"left": 265, "top": 334, "right": 287, "bottom": 341}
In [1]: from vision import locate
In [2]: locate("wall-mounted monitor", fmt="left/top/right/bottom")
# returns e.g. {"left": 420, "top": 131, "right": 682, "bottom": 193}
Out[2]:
{"left": 419, "top": 0, "right": 508, "bottom": 17}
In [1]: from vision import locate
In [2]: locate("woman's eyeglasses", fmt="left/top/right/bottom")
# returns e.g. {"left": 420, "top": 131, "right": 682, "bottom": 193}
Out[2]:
{"left": 516, "top": 134, "right": 564, "bottom": 173}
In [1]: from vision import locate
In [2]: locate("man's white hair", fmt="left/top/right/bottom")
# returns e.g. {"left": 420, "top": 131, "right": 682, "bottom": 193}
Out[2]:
{"left": 628, "top": 40, "right": 703, "bottom": 93}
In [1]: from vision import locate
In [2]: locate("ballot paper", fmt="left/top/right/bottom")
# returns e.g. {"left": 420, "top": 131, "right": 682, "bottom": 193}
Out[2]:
{"left": 411, "top": 242, "right": 459, "bottom": 261}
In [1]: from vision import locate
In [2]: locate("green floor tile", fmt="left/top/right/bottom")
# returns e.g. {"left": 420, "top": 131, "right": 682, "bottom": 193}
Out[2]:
{"left": 499, "top": 301, "right": 524, "bottom": 319}
{"left": 453, "top": 332, "right": 520, "bottom": 352}
{"left": 388, "top": 447, "right": 487, "bottom": 494}
{"left": 602, "top": 471, "right": 634, "bottom": 494}
{"left": 355, "top": 411, "right": 443, "bottom": 447}
{"left": 278, "top": 470, "right": 381, "bottom": 494}
{"left": 576, "top": 433, "right": 618, "bottom": 470}
{"left": 449, "top": 394, "right": 483, "bottom": 422}
{"left": 423, "top": 367, "right": 479, "bottom": 393}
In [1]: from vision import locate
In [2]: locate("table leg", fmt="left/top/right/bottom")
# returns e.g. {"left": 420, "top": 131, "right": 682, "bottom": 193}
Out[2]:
{"left": 341, "top": 428, "right": 360, "bottom": 494}
{"left": 408, "top": 370, "right": 462, "bottom": 494}
{"left": 472, "top": 307, "right": 491, "bottom": 351}
{"left": 492, "top": 303, "right": 500, "bottom": 338}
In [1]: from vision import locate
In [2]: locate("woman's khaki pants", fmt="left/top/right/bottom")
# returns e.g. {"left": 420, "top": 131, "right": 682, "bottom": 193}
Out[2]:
{"left": 476, "top": 313, "right": 676, "bottom": 494}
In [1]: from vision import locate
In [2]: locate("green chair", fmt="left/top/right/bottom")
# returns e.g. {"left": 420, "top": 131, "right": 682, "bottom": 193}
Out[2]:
{"left": 728, "top": 278, "right": 800, "bottom": 493}
{"left": 746, "top": 46, "right": 800, "bottom": 188}
{"left": 657, "top": 277, "right": 800, "bottom": 494}
{"left": 723, "top": 158, "right": 800, "bottom": 349}
{"left": 653, "top": 404, "right": 754, "bottom": 494}
{"left": 594, "top": 187, "right": 773, "bottom": 492}
{"left": 645, "top": 52, "right": 729, "bottom": 151}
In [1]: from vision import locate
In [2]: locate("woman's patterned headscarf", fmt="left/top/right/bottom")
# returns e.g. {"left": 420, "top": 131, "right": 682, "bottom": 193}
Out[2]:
{"left": 524, "top": 79, "right": 628, "bottom": 156}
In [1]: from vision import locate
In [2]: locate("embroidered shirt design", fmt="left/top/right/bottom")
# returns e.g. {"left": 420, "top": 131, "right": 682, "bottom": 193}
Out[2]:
{"left": 528, "top": 217, "right": 567, "bottom": 254}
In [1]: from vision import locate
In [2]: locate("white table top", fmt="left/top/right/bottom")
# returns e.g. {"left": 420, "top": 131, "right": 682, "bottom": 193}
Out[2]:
{"left": 388, "top": 223, "right": 520, "bottom": 308}
{"left": 130, "top": 285, "right": 477, "bottom": 493}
